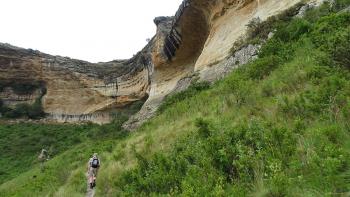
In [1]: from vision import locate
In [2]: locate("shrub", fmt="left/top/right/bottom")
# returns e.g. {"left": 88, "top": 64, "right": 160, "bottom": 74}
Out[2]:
{"left": 311, "top": 13, "right": 350, "bottom": 51}
{"left": 331, "top": 28, "right": 350, "bottom": 68}
{"left": 259, "top": 39, "right": 296, "bottom": 62}
{"left": 303, "top": 2, "right": 333, "bottom": 22}
{"left": 243, "top": 56, "right": 281, "bottom": 80}
{"left": 27, "top": 99, "right": 45, "bottom": 119}
{"left": 14, "top": 103, "right": 31, "bottom": 117}
{"left": 1, "top": 99, "right": 45, "bottom": 119}
{"left": 279, "top": 72, "right": 349, "bottom": 119}
{"left": 274, "top": 19, "right": 312, "bottom": 42}
{"left": 195, "top": 118, "right": 212, "bottom": 138}
{"left": 260, "top": 11, "right": 350, "bottom": 70}
{"left": 224, "top": 75, "right": 254, "bottom": 105}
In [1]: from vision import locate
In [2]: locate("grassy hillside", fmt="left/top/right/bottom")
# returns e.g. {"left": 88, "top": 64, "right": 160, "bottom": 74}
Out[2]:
{"left": 0, "top": 120, "right": 127, "bottom": 185}
{"left": 1, "top": 1, "right": 350, "bottom": 196}
{"left": 108, "top": 4, "right": 350, "bottom": 195}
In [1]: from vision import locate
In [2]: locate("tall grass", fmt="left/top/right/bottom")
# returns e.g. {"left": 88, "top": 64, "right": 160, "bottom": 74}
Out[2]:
{"left": 1, "top": 1, "right": 350, "bottom": 196}
{"left": 98, "top": 5, "right": 350, "bottom": 197}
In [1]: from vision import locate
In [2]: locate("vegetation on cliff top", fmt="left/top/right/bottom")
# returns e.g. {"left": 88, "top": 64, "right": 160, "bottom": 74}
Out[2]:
{"left": 0, "top": 1, "right": 349, "bottom": 196}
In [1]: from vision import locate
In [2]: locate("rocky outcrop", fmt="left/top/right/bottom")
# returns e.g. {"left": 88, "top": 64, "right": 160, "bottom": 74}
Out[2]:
{"left": 0, "top": 87, "right": 43, "bottom": 106}
{"left": 296, "top": 0, "right": 334, "bottom": 17}
{"left": 199, "top": 44, "right": 261, "bottom": 82}
{"left": 123, "top": 0, "right": 310, "bottom": 130}
{"left": 0, "top": 42, "right": 153, "bottom": 123}
{"left": 1, "top": 0, "right": 320, "bottom": 127}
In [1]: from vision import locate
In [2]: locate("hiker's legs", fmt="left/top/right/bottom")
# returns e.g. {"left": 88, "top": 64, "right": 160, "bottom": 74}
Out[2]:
{"left": 92, "top": 168, "right": 98, "bottom": 177}
{"left": 88, "top": 167, "right": 93, "bottom": 182}
{"left": 88, "top": 167, "right": 95, "bottom": 188}
{"left": 87, "top": 167, "right": 97, "bottom": 188}
{"left": 40, "top": 161, "right": 45, "bottom": 172}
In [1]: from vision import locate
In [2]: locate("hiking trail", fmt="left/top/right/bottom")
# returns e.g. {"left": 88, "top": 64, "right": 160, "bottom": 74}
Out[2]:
{"left": 86, "top": 173, "right": 95, "bottom": 197}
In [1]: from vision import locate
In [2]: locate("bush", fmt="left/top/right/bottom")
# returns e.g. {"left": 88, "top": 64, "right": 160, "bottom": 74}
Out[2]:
{"left": 274, "top": 19, "right": 312, "bottom": 42}
{"left": 1, "top": 99, "right": 45, "bottom": 119}
{"left": 331, "top": 28, "right": 350, "bottom": 68}
{"left": 311, "top": 13, "right": 350, "bottom": 50}
{"left": 279, "top": 73, "right": 349, "bottom": 119}
{"left": 253, "top": 56, "right": 281, "bottom": 79}
{"left": 195, "top": 118, "right": 212, "bottom": 138}
{"left": 13, "top": 103, "right": 31, "bottom": 117}
{"left": 224, "top": 75, "right": 254, "bottom": 105}
{"left": 309, "top": 13, "right": 350, "bottom": 68}
{"left": 259, "top": 39, "right": 296, "bottom": 62}
{"left": 303, "top": 2, "right": 333, "bottom": 22}
{"left": 27, "top": 99, "right": 45, "bottom": 119}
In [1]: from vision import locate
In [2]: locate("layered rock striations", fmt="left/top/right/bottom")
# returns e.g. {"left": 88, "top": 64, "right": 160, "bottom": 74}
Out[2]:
{"left": 0, "top": 42, "right": 153, "bottom": 123}
{"left": 0, "top": 0, "right": 318, "bottom": 126}
{"left": 123, "top": 0, "right": 310, "bottom": 129}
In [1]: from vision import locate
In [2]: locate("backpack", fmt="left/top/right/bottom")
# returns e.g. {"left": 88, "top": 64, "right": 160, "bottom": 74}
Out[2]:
{"left": 91, "top": 158, "right": 99, "bottom": 168}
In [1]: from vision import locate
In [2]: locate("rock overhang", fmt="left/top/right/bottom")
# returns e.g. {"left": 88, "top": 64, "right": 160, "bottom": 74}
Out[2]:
{"left": 0, "top": 0, "right": 311, "bottom": 126}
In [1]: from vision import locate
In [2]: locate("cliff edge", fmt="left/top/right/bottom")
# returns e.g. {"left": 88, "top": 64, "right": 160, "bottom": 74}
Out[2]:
{"left": 0, "top": 0, "right": 320, "bottom": 128}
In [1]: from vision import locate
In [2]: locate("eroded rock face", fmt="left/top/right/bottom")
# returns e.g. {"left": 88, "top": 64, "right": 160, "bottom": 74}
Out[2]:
{"left": 1, "top": 0, "right": 314, "bottom": 127}
{"left": 0, "top": 42, "right": 153, "bottom": 123}
{"left": 0, "top": 87, "right": 43, "bottom": 107}
{"left": 123, "top": 0, "right": 309, "bottom": 130}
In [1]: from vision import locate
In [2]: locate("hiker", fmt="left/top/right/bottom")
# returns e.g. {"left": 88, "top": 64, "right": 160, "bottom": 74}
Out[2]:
{"left": 38, "top": 148, "right": 49, "bottom": 172}
{"left": 87, "top": 153, "right": 100, "bottom": 189}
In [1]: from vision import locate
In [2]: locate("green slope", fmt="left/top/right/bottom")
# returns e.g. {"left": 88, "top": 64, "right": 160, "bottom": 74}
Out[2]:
{"left": 1, "top": 1, "right": 350, "bottom": 196}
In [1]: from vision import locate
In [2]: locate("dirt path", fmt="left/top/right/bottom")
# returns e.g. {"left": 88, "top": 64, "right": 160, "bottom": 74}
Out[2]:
{"left": 86, "top": 174, "right": 95, "bottom": 197}
{"left": 86, "top": 187, "right": 95, "bottom": 197}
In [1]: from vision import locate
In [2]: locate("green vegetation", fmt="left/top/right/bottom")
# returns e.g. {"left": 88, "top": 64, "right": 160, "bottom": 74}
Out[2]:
{"left": 158, "top": 81, "right": 211, "bottom": 113}
{"left": 0, "top": 81, "right": 43, "bottom": 95}
{"left": 112, "top": 8, "right": 350, "bottom": 196}
{"left": 0, "top": 1, "right": 349, "bottom": 196}
{"left": 0, "top": 99, "right": 45, "bottom": 119}
{"left": 0, "top": 118, "right": 127, "bottom": 185}
{"left": 0, "top": 80, "right": 46, "bottom": 119}
{"left": 230, "top": 2, "right": 306, "bottom": 54}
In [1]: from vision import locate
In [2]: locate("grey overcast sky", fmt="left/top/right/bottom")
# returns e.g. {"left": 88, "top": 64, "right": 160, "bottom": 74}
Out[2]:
{"left": 0, "top": 0, "right": 183, "bottom": 63}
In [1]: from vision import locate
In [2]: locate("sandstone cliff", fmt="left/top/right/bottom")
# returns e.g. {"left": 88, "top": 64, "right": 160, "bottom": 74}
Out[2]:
{"left": 0, "top": 0, "right": 321, "bottom": 127}
{"left": 123, "top": 0, "right": 311, "bottom": 129}
{"left": 0, "top": 42, "right": 152, "bottom": 123}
